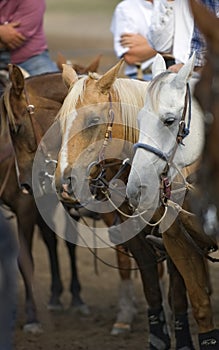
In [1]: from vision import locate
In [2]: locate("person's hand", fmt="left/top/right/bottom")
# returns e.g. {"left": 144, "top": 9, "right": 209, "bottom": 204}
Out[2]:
{"left": 168, "top": 63, "right": 184, "bottom": 73}
{"left": 0, "top": 22, "right": 26, "bottom": 50}
{"left": 120, "top": 33, "right": 148, "bottom": 49}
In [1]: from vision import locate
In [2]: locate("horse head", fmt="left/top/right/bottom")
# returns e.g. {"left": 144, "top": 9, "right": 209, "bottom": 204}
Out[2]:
{"left": 54, "top": 60, "right": 149, "bottom": 209}
{"left": 56, "top": 52, "right": 102, "bottom": 75}
{"left": 126, "top": 54, "right": 205, "bottom": 214}
{"left": 1, "top": 65, "right": 67, "bottom": 191}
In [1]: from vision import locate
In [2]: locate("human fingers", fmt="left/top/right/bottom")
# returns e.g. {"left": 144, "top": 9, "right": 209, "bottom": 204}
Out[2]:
{"left": 7, "top": 34, "right": 26, "bottom": 49}
{"left": 10, "top": 21, "right": 21, "bottom": 28}
{"left": 120, "top": 34, "right": 135, "bottom": 47}
{"left": 168, "top": 63, "right": 183, "bottom": 73}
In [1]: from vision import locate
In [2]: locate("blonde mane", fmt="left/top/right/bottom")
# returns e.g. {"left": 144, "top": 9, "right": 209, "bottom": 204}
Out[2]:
{"left": 57, "top": 75, "right": 148, "bottom": 142}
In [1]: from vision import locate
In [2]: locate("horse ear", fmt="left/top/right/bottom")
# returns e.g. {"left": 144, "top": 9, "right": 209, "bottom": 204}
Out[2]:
{"left": 8, "top": 64, "right": 25, "bottom": 96}
{"left": 57, "top": 52, "right": 68, "bottom": 70}
{"left": 96, "top": 59, "right": 124, "bottom": 94}
{"left": 172, "top": 52, "right": 196, "bottom": 89}
{"left": 86, "top": 54, "right": 102, "bottom": 73}
{"left": 152, "top": 54, "right": 166, "bottom": 79}
{"left": 62, "top": 64, "right": 78, "bottom": 89}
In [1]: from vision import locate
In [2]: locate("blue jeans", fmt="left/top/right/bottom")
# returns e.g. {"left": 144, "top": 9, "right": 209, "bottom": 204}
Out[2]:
{"left": 127, "top": 72, "right": 152, "bottom": 81}
{"left": 18, "top": 49, "right": 59, "bottom": 76}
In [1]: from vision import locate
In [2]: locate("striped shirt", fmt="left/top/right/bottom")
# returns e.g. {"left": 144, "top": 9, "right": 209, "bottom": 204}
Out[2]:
{"left": 191, "top": 0, "right": 219, "bottom": 66}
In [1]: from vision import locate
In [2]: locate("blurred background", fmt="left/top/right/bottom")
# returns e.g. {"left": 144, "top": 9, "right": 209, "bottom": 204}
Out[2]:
{"left": 45, "top": 0, "right": 120, "bottom": 73}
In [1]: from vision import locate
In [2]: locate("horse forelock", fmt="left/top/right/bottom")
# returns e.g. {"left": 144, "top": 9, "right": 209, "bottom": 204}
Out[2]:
{"left": 57, "top": 76, "right": 148, "bottom": 142}
{"left": 148, "top": 71, "right": 172, "bottom": 113}
{"left": 57, "top": 76, "right": 88, "bottom": 130}
{"left": 113, "top": 79, "right": 148, "bottom": 142}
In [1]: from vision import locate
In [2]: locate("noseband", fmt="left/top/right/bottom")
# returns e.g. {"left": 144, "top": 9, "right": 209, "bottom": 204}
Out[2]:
{"left": 133, "top": 83, "right": 192, "bottom": 204}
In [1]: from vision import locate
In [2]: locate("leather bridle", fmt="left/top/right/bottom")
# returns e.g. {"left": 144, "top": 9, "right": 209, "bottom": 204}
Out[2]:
{"left": 0, "top": 81, "right": 43, "bottom": 194}
{"left": 85, "top": 93, "right": 130, "bottom": 200}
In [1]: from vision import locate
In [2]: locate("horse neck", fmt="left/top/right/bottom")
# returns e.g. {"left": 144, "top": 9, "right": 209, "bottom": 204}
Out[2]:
{"left": 26, "top": 73, "right": 68, "bottom": 104}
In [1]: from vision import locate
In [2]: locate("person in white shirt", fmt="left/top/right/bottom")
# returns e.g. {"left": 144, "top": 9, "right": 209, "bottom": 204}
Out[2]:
{"left": 110, "top": 0, "right": 156, "bottom": 80}
{"left": 148, "top": 0, "right": 194, "bottom": 72}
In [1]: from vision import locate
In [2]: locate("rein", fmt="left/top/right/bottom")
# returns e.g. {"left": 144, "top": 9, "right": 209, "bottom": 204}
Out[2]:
{"left": 75, "top": 212, "right": 166, "bottom": 270}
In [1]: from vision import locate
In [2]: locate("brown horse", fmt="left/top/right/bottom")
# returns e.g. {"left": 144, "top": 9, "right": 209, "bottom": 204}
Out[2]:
{"left": 56, "top": 52, "right": 102, "bottom": 75}
{"left": 0, "top": 69, "right": 70, "bottom": 333}
{"left": 188, "top": 0, "right": 219, "bottom": 237}
{"left": 0, "top": 64, "right": 138, "bottom": 334}
{"left": 54, "top": 61, "right": 198, "bottom": 349}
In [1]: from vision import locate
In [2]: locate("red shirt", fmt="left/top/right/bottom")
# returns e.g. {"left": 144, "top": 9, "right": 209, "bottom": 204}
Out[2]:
{"left": 0, "top": 0, "right": 48, "bottom": 64}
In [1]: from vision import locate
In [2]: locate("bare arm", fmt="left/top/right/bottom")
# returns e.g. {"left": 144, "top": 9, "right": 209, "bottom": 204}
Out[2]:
{"left": 120, "top": 33, "right": 156, "bottom": 65}
{"left": 0, "top": 22, "right": 26, "bottom": 50}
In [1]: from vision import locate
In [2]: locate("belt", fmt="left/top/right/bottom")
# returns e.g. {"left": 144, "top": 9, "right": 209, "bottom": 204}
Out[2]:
{"left": 160, "top": 53, "right": 175, "bottom": 68}
{"left": 142, "top": 66, "right": 152, "bottom": 75}
{"left": 135, "top": 62, "right": 152, "bottom": 80}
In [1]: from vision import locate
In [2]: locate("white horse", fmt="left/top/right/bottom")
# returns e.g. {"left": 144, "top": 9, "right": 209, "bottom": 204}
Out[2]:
{"left": 127, "top": 53, "right": 204, "bottom": 217}
{"left": 126, "top": 54, "right": 219, "bottom": 348}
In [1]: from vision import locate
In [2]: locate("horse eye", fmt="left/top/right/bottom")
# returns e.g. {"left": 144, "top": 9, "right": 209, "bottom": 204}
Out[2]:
{"left": 10, "top": 124, "right": 21, "bottom": 134}
{"left": 88, "top": 117, "right": 100, "bottom": 127}
{"left": 164, "top": 117, "right": 175, "bottom": 126}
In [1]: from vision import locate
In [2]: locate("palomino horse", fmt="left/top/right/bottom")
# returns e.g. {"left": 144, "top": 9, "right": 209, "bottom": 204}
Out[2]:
{"left": 0, "top": 64, "right": 138, "bottom": 334}
{"left": 188, "top": 0, "right": 219, "bottom": 236}
{"left": 126, "top": 54, "right": 219, "bottom": 349}
{"left": 54, "top": 60, "right": 198, "bottom": 349}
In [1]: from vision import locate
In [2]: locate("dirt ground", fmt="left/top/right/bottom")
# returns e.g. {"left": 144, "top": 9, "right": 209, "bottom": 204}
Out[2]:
{"left": 13, "top": 8, "right": 219, "bottom": 350}
{"left": 14, "top": 225, "right": 219, "bottom": 350}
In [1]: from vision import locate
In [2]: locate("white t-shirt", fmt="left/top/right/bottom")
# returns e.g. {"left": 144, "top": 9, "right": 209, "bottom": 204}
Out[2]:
{"left": 110, "top": 0, "right": 155, "bottom": 76}
{"left": 148, "top": 0, "right": 194, "bottom": 64}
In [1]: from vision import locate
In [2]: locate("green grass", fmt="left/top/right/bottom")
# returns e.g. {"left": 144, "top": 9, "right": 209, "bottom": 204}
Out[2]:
{"left": 46, "top": 0, "right": 119, "bottom": 14}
